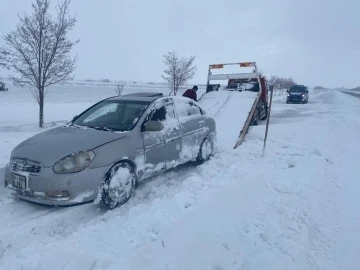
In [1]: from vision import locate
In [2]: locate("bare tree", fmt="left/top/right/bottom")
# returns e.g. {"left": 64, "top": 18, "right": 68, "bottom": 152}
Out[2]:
{"left": 267, "top": 75, "right": 281, "bottom": 91}
{"left": 0, "top": 48, "right": 10, "bottom": 70}
{"left": 280, "top": 78, "right": 296, "bottom": 89}
{"left": 3, "top": 0, "right": 79, "bottom": 127}
{"left": 162, "top": 50, "right": 197, "bottom": 95}
{"left": 115, "top": 80, "right": 126, "bottom": 96}
{"left": 265, "top": 75, "right": 297, "bottom": 95}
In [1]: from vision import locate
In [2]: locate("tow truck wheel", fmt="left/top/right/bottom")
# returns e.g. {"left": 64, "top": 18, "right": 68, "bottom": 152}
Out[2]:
{"left": 261, "top": 104, "right": 268, "bottom": 120}
{"left": 253, "top": 114, "right": 259, "bottom": 125}
{"left": 253, "top": 109, "right": 261, "bottom": 125}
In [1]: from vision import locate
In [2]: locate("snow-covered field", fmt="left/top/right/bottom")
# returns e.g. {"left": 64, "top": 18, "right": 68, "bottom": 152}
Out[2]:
{"left": 1, "top": 85, "right": 360, "bottom": 270}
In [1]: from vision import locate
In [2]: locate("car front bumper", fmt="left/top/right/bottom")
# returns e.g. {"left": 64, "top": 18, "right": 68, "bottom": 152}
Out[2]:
{"left": 287, "top": 96, "right": 306, "bottom": 103}
{"left": 4, "top": 162, "right": 110, "bottom": 206}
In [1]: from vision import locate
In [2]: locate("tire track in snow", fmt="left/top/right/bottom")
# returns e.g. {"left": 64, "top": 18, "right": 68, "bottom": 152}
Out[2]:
{"left": 214, "top": 94, "right": 232, "bottom": 117}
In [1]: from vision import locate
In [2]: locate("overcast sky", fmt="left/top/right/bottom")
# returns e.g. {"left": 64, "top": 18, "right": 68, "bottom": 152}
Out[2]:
{"left": 0, "top": 0, "right": 359, "bottom": 88}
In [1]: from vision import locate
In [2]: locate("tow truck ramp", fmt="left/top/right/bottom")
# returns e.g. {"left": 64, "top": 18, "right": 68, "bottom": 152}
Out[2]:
{"left": 198, "top": 61, "right": 268, "bottom": 150}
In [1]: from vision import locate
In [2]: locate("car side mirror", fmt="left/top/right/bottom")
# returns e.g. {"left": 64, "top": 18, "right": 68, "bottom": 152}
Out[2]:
{"left": 306, "top": 90, "right": 309, "bottom": 93}
{"left": 144, "top": 120, "right": 164, "bottom": 132}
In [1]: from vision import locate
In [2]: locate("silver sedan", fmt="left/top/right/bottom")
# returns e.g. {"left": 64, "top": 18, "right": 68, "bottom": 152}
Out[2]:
{"left": 4, "top": 93, "right": 216, "bottom": 208}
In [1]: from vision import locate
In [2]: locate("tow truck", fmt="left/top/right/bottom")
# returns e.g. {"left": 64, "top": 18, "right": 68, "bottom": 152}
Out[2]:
{"left": 205, "top": 62, "right": 268, "bottom": 125}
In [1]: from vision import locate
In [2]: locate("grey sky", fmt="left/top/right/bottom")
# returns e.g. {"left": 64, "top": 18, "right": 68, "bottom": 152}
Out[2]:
{"left": 0, "top": 0, "right": 359, "bottom": 88}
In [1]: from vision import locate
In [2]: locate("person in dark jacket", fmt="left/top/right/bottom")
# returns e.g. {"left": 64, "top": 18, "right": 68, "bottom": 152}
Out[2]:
{"left": 182, "top": 85, "right": 198, "bottom": 101}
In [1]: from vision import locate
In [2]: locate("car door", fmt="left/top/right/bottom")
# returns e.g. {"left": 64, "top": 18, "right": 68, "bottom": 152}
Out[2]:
{"left": 141, "top": 100, "right": 182, "bottom": 176}
{"left": 174, "top": 100, "right": 207, "bottom": 162}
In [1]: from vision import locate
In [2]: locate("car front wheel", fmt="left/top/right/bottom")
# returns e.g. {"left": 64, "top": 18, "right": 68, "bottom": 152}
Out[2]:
{"left": 101, "top": 162, "right": 137, "bottom": 209}
{"left": 196, "top": 136, "right": 214, "bottom": 164}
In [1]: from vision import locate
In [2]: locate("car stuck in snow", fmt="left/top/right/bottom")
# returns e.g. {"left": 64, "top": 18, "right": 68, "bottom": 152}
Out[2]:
{"left": 4, "top": 93, "right": 216, "bottom": 209}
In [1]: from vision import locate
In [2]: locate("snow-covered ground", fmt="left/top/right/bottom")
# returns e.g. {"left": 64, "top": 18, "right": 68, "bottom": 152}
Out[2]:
{"left": 1, "top": 85, "right": 360, "bottom": 270}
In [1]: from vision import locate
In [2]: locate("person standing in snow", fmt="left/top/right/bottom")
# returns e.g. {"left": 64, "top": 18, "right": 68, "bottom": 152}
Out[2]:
{"left": 182, "top": 85, "right": 198, "bottom": 102}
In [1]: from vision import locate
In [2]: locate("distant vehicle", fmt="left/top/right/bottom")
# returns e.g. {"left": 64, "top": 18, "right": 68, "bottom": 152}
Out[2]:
{"left": 0, "top": 81, "right": 8, "bottom": 92}
{"left": 286, "top": 85, "right": 309, "bottom": 104}
{"left": 4, "top": 93, "right": 216, "bottom": 209}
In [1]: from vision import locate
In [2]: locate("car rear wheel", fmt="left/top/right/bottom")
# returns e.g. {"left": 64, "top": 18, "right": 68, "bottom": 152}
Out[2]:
{"left": 101, "top": 162, "right": 137, "bottom": 209}
{"left": 196, "top": 136, "right": 214, "bottom": 164}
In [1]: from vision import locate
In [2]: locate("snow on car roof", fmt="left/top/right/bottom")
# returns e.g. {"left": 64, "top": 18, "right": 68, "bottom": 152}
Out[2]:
{"left": 107, "top": 94, "right": 161, "bottom": 103}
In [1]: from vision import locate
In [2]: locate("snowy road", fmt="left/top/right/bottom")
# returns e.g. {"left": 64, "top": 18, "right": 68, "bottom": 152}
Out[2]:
{"left": 341, "top": 90, "right": 360, "bottom": 98}
{"left": 1, "top": 88, "right": 360, "bottom": 269}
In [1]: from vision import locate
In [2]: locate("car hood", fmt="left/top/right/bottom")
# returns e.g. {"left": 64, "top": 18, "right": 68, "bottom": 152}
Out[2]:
{"left": 11, "top": 126, "right": 128, "bottom": 166}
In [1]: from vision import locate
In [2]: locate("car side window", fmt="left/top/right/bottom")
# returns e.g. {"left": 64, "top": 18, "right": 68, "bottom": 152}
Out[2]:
{"left": 176, "top": 101, "right": 203, "bottom": 119}
{"left": 150, "top": 103, "right": 176, "bottom": 123}
{"left": 192, "top": 104, "right": 202, "bottom": 116}
{"left": 176, "top": 102, "right": 195, "bottom": 118}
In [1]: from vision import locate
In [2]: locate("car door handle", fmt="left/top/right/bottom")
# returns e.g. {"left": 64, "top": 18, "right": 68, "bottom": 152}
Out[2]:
{"left": 198, "top": 121, "right": 204, "bottom": 125}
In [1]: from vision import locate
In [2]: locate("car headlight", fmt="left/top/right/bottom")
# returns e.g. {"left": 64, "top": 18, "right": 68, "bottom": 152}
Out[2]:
{"left": 53, "top": 151, "right": 96, "bottom": 174}
{"left": 287, "top": 93, "right": 290, "bottom": 97}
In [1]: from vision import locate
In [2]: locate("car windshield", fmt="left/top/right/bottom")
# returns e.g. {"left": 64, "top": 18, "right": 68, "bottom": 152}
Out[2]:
{"left": 72, "top": 99, "right": 150, "bottom": 132}
{"left": 289, "top": 86, "right": 306, "bottom": 93}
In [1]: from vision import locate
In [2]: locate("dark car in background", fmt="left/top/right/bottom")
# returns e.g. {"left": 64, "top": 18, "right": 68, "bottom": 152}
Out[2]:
{"left": 286, "top": 85, "right": 309, "bottom": 104}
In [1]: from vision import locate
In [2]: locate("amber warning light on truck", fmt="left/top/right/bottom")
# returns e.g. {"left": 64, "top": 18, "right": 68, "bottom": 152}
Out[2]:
{"left": 209, "top": 62, "right": 256, "bottom": 69}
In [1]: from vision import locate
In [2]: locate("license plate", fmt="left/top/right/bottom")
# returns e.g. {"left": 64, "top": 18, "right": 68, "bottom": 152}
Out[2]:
{"left": 11, "top": 173, "right": 26, "bottom": 189}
